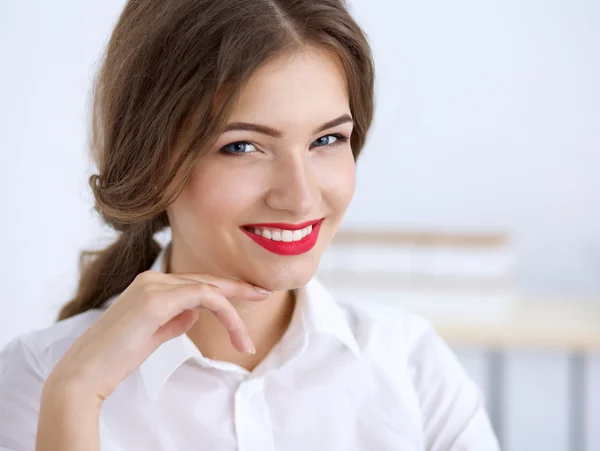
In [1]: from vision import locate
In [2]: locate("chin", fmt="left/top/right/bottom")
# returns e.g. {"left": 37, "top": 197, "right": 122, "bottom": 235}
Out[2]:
{"left": 248, "top": 263, "right": 318, "bottom": 292}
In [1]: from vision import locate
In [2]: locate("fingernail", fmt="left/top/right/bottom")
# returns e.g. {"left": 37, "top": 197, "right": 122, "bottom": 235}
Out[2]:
{"left": 242, "top": 335, "right": 256, "bottom": 355}
{"left": 253, "top": 286, "right": 272, "bottom": 295}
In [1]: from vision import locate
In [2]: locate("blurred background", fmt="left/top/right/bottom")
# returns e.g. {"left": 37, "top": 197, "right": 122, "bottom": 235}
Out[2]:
{"left": 0, "top": 0, "right": 598, "bottom": 450}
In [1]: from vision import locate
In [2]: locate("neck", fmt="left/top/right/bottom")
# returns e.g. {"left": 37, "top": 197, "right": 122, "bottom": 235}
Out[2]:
{"left": 186, "top": 289, "right": 296, "bottom": 371}
{"left": 165, "top": 241, "right": 297, "bottom": 370}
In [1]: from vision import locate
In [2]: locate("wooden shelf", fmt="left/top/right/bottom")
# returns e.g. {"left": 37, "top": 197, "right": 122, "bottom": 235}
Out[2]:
{"left": 324, "top": 229, "right": 599, "bottom": 351}
{"left": 426, "top": 299, "right": 600, "bottom": 351}
{"left": 332, "top": 229, "right": 509, "bottom": 248}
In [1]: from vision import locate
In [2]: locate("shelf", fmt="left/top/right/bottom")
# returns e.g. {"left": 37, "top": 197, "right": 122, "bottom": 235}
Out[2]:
{"left": 426, "top": 299, "right": 600, "bottom": 351}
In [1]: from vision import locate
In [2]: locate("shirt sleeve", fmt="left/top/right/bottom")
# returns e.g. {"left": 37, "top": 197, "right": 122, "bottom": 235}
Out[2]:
{"left": 407, "top": 319, "right": 501, "bottom": 451}
{"left": 0, "top": 336, "right": 45, "bottom": 451}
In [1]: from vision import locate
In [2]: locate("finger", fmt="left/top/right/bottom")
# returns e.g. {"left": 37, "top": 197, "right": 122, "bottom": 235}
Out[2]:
{"left": 154, "top": 309, "right": 200, "bottom": 344}
{"left": 146, "top": 283, "right": 255, "bottom": 354}
{"left": 171, "top": 273, "right": 272, "bottom": 302}
{"left": 140, "top": 271, "right": 271, "bottom": 301}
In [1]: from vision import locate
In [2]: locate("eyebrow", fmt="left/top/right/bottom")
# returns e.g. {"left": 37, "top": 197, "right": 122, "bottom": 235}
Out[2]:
{"left": 222, "top": 113, "right": 354, "bottom": 138}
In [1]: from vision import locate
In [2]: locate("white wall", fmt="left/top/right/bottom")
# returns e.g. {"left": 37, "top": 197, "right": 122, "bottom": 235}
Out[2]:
{"left": 0, "top": 0, "right": 598, "bottom": 341}
{"left": 1, "top": 0, "right": 127, "bottom": 343}
{"left": 344, "top": 0, "right": 600, "bottom": 298}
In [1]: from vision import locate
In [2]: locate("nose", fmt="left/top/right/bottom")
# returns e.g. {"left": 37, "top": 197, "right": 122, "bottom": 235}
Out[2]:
{"left": 264, "top": 154, "right": 321, "bottom": 217}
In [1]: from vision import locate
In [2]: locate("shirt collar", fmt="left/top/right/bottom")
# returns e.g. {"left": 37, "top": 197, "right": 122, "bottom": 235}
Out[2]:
{"left": 295, "top": 277, "right": 361, "bottom": 359}
{"left": 108, "top": 241, "right": 360, "bottom": 400}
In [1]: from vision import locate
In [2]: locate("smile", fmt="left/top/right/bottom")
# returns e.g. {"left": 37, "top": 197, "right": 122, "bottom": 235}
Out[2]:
{"left": 240, "top": 219, "right": 323, "bottom": 256}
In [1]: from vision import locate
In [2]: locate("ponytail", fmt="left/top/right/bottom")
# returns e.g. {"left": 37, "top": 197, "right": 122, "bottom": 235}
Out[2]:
{"left": 57, "top": 215, "right": 167, "bottom": 321}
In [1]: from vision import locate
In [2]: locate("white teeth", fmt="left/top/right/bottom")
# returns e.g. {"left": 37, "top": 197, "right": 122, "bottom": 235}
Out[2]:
{"left": 248, "top": 223, "right": 316, "bottom": 242}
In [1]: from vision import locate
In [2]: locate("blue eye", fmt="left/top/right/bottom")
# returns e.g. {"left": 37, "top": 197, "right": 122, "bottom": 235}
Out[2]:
{"left": 311, "top": 133, "right": 349, "bottom": 149}
{"left": 219, "top": 141, "right": 257, "bottom": 155}
{"left": 218, "top": 133, "right": 349, "bottom": 156}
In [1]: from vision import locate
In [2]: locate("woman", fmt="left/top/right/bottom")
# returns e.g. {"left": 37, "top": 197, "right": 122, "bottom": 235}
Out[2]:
{"left": 0, "top": 0, "right": 500, "bottom": 450}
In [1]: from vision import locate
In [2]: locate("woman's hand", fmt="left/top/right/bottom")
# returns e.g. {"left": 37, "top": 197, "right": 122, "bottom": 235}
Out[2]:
{"left": 44, "top": 270, "right": 271, "bottom": 402}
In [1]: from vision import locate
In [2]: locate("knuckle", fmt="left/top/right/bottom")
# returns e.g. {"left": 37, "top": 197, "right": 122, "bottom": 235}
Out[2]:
{"left": 195, "top": 283, "right": 219, "bottom": 298}
{"left": 135, "top": 270, "right": 155, "bottom": 284}
{"left": 195, "top": 284, "right": 230, "bottom": 312}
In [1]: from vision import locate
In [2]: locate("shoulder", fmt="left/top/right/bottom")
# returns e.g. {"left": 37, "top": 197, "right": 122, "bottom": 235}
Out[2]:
{"left": 339, "top": 299, "right": 475, "bottom": 394}
{"left": 0, "top": 309, "right": 103, "bottom": 449}
{"left": 0, "top": 309, "right": 103, "bottom": 381}
{"left": 337, "top": 300, "right": 499, "bottom": 450}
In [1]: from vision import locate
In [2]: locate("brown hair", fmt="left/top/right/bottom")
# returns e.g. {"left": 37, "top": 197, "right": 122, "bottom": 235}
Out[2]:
{"left": 57, "top": 0, "right": 375, "bottom": 321}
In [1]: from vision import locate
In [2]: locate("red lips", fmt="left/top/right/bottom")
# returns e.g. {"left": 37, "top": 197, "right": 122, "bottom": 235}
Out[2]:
{"left": 240, "top": 219, "right": 323, "bottom": 256}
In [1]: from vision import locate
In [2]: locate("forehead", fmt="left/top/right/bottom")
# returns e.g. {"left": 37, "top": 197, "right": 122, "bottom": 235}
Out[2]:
{"left": 226, "top": 47, "right": 350, "bottom": 130}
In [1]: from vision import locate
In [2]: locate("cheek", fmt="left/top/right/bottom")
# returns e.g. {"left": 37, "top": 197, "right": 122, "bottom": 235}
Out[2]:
{"left": 318, "top": 153, "right": 356, "bottom": 212}
{"left": 184, "top": 162, "right": 261, "bottom": 225}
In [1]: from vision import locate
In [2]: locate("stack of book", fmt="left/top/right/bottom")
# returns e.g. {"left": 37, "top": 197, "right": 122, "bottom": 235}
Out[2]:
{"left": 316, "top": 230, "right": 518, "bottom": 320}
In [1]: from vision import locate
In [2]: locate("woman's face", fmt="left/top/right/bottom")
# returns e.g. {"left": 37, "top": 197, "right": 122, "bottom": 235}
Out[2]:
{"left": 167, "top": 46, "right": 356, "bottom": 291}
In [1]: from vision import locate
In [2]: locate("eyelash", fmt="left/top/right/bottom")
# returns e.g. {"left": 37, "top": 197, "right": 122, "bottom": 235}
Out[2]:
{"left": 218, "top": 133, "right": 350, "bottom": 156}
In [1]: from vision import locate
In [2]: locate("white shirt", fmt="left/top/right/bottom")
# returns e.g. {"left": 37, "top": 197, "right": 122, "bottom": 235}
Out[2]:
{"left": 0, "top": 243, "right": 500, "bottom": 451}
